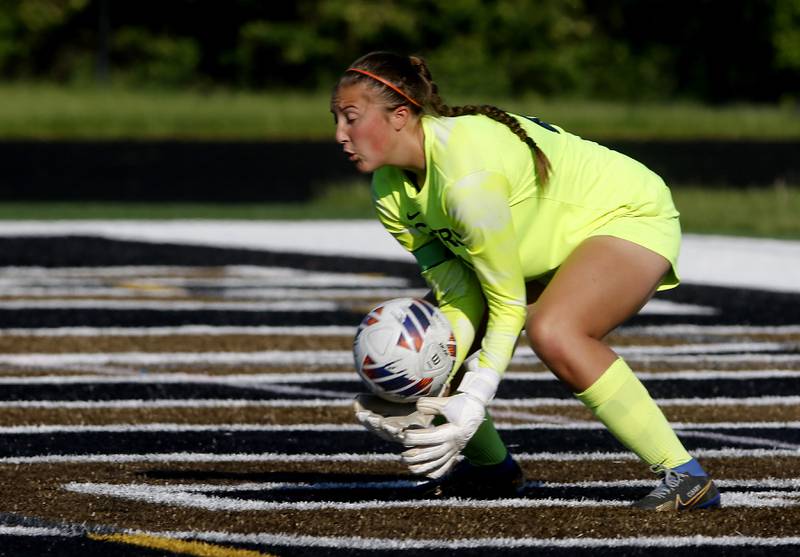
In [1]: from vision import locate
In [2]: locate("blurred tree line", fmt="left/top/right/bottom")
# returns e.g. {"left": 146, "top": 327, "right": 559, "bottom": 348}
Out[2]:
{"left": 0, "top": 0, "right": 797, "bottom": 103}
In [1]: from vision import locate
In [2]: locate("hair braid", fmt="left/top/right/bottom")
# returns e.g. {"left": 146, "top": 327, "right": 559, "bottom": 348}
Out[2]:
{"left": 431, "top": 101, "right": 552, "bottom": 186}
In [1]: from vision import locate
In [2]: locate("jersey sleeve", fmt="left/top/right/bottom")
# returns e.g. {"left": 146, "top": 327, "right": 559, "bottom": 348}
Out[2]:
{"left": 443, "top": 170, "right": 527, "bottom": 376}
{"left": 371, "top": 177, "right": 485, "bottom": 373}
{"left": 420, "top": 258, "right": 484, "bottom": 373}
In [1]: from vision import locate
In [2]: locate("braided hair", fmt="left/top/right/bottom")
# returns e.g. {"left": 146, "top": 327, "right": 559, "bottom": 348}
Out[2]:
{"left": 336, "top": 51, "right": 552, "bottom": 186}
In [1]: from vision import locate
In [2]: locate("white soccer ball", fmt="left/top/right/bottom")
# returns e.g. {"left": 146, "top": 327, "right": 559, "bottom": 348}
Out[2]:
{"left": 353, "top": 297, "right": 456, "bottom": 402}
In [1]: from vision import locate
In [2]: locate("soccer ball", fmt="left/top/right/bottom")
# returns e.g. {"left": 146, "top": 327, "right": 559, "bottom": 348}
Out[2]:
{"left": 353, "top": 297, "right": 456, "bottom": 402}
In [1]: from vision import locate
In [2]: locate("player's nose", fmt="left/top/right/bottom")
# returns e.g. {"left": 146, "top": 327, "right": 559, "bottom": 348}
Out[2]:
{"left": 335, "top": 122, "right": 349, "bottom": 145}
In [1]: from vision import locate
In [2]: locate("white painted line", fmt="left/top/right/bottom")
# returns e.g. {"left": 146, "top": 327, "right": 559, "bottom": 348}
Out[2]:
{"left": 0, "top": 398, "right": 354, "bottom": 409}
{"left": 232, "top": 383, "right": 349, "bottom": 399}
{"left": 1, "top": 395, "right": 799, "bottom": 410}
{"left": 0, "top": 297, "right": 713, "bottom": 317}
{"left": 723, "top": 491, "right": 800, "bottom": 508}
{"left": 0, "top": 325, "right": 358, "bottom": 337}
{"left": 2, "top": 323, "right": 798, "bottom": 338}
{"left": 618, "top": 324, "right": 800, "bottom": 336}
{"left": 2, "top": 369, "right": 799, "bottom": 385}
{"left": 4, "top": 350, "right": 797, "bottom": 367}
{"left": 677, "top": 430, "right": 800, "bottom": 451}
{"left": 496, "top": 395, "right": 800, "bottom": 407}
{"left": 0, "top": 423, "right": 363, "bottom": 434}
{"left": 0, "top": 264, "right": 410, "bottom": 287}
{"left": 0, "top": 287, "right": 185, "bottom": 298}
{"left": 1, "top": 343, "right": 797, "bottom": 367}
{"left": 637, "top": 299, "right": 717, "bottom": 315}
{"left": 0, "top": 287, "right": 426, "bottom": 300}
{"left": 624, "top": 353, "right": 800, "bottom": 364}
{"left": 0, "top": 372, "right": 362, "bottom": 384}
{"left": 2, "top": 421, "right": 798, "bottom": 435}
{"left": 0, "top": 452, "right": 400, "bottom": 465}
{"left": 2, "top": 447, "right": 800, "bottom": 465}
{"left": 506, "top": 421, "right": 800, "bottom": 430}
{"left": 101, "top": 480, "right": 427, "bottom": 493}
{"left": 514, "top": 448, "right": 800, "bottom": 461}
{"left": 612, "top": 342, "right": 800, "bottom": 355}
{"left": 0, "top": 395, "right": 798, "bottom": 410}
{"left": 546, "top": 478, "right": 800, "bottom": 489}
{"left": 0, "top": 299, "right": 340, "bottom": 311}
{"left": 0, "top": 351, "right": 350, "bottom": 367}
{"left": 0, "top": 525, "right": 77, "bottom": 537}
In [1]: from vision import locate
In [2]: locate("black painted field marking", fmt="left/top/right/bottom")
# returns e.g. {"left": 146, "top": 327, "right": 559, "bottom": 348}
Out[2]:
{"left": 1, "top": 426, "right": 798, "bottom": 459}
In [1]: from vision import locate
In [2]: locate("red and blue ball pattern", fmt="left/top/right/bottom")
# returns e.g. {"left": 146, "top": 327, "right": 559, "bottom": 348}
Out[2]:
{"left": 354, "top": 298, "right": 456, "bottom": 401}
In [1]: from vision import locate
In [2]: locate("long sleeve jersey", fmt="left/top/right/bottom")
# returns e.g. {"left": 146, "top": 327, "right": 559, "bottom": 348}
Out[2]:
{"left": 371, "top": 113, "right": 680, "bottom": 377}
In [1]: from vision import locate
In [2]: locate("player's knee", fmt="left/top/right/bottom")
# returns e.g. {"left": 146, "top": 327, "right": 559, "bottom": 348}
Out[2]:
{"left": 525, "top": 311, "right": 574, "bottom": 364}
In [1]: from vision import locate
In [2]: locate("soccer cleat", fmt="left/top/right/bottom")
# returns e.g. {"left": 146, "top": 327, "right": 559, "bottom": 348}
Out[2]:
{"left": 419, "top": 453, "right": 525, "bottom": 499}
{"left": 632, "top": 465, "right": 721, "bottom": 511}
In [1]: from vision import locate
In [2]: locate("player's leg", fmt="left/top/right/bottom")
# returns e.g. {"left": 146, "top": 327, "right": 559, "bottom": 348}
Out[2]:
{"left": 525, "top": 235, "right": 719, "bottom": 509}
{"left": 526, "top": 235, "right": 664, "bottom": 391}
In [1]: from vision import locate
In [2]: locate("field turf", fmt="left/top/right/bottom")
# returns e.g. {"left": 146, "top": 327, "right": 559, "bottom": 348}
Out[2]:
{"left": 0, "top": 233, "right": 799, "bottom": 556}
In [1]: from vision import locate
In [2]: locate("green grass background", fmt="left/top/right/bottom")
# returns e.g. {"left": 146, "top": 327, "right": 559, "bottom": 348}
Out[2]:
{"left": 1, "top": 84, "right": 799, "bottom": 140}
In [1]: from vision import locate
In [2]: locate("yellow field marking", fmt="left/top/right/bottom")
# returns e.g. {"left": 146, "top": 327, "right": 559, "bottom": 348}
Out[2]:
{"left": 88, "top": 532, "right": 279, "bottom": 557}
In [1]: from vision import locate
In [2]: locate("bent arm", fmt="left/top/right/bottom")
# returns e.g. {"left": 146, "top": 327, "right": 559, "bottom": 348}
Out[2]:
{"left": 373, "top": 188, "right": 484, "bottom": 374}
{"left": 444, "top": 171, "right": 527, "bottom": 376}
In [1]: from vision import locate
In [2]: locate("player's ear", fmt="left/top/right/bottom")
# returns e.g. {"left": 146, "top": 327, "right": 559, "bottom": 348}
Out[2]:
{"left": 390, "top": 105, "right": 413, "bottom": 131}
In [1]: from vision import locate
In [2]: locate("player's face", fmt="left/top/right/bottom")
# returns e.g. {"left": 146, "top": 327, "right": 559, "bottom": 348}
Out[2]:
{"left": 332, "top": 84, "right": 397, "bottom": 173}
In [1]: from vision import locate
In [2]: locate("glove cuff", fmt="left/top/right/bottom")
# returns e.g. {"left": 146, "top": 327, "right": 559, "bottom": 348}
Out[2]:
{"left": 457, "top": 366, "right": 500, "bottom": 406}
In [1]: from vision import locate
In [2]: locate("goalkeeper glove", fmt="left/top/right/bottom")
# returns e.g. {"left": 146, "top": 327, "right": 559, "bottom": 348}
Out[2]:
{"left": 400, "top": 365, "right": 501, "bottom": 479}
{"left": 353, "top": 393, "right": 434, "bottom": 444}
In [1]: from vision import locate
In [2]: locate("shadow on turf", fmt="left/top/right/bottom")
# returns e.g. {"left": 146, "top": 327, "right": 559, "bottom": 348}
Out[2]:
{"left": 137, "top": 469, "right": 653, "bottom": 503}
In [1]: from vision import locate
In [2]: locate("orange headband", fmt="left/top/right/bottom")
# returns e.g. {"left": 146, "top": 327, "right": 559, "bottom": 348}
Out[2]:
{"left": 346, "top": 67, "right": 423, "bottom": 108}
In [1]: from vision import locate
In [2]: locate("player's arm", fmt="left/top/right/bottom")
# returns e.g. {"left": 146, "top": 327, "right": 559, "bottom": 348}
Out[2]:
{"left": 373, "top": 188, "right": 484, "bottom": 376}
{"left": 442, "top": 170, "right": 527, "bottom": 377}
{"left": 355, "top": 178, "right": 482, "bottom": 443}
{"left": 402, "top": 171, "right": 527, "bottom": 478}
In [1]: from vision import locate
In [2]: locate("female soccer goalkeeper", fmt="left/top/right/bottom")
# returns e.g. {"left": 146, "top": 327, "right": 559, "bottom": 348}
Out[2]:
{"left": 334, "top": 51, "right": 720, "bottom": 511}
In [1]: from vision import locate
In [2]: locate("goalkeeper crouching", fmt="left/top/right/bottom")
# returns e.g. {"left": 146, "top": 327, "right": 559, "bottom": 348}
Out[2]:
{"left": 336, "top": 51, "right": 720, "bottom": 510}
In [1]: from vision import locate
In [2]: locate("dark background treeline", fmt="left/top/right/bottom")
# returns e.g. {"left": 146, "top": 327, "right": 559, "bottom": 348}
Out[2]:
{"left": 2, "top": 0, "right": 798, "bottom": 103}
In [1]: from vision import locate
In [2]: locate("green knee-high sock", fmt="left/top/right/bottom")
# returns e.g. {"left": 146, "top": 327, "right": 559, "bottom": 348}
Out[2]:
{"left": 461, "top": 411, "right": 509, "bottom": 466}
{"left": 575, "top": 357, "right": 691, "bottom": 468}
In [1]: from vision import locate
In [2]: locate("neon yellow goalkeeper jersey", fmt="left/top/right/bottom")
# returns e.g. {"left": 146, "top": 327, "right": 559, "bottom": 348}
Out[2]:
{"left": 372, "top": 114, "right": 681, "bottom": 377}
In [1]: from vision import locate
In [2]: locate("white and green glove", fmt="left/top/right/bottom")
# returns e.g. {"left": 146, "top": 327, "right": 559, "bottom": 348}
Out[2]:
{"left": 353, "top": 393, "right": 434, "bottom": 444}
{"left": 400, "top": 365, "right": 501, "bottom": 479}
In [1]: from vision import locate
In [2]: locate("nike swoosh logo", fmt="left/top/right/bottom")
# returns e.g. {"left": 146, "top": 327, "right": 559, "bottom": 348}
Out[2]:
{"left": 406, "top": 211, "right": 421, "bottom": 220}
{"left": 675, "top": 480, "right": 713, "bottom": 510}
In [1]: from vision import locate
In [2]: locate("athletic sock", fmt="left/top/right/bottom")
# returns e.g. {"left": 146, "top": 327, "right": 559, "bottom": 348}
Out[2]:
{"left": 673, "top": 458, "right": 708, "bottom": 477}
{"left": 575, "top": 357, "right": 692, "bottom": 469}
{"left": 461, "top": 411, "right": 509, "bottom": 466}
